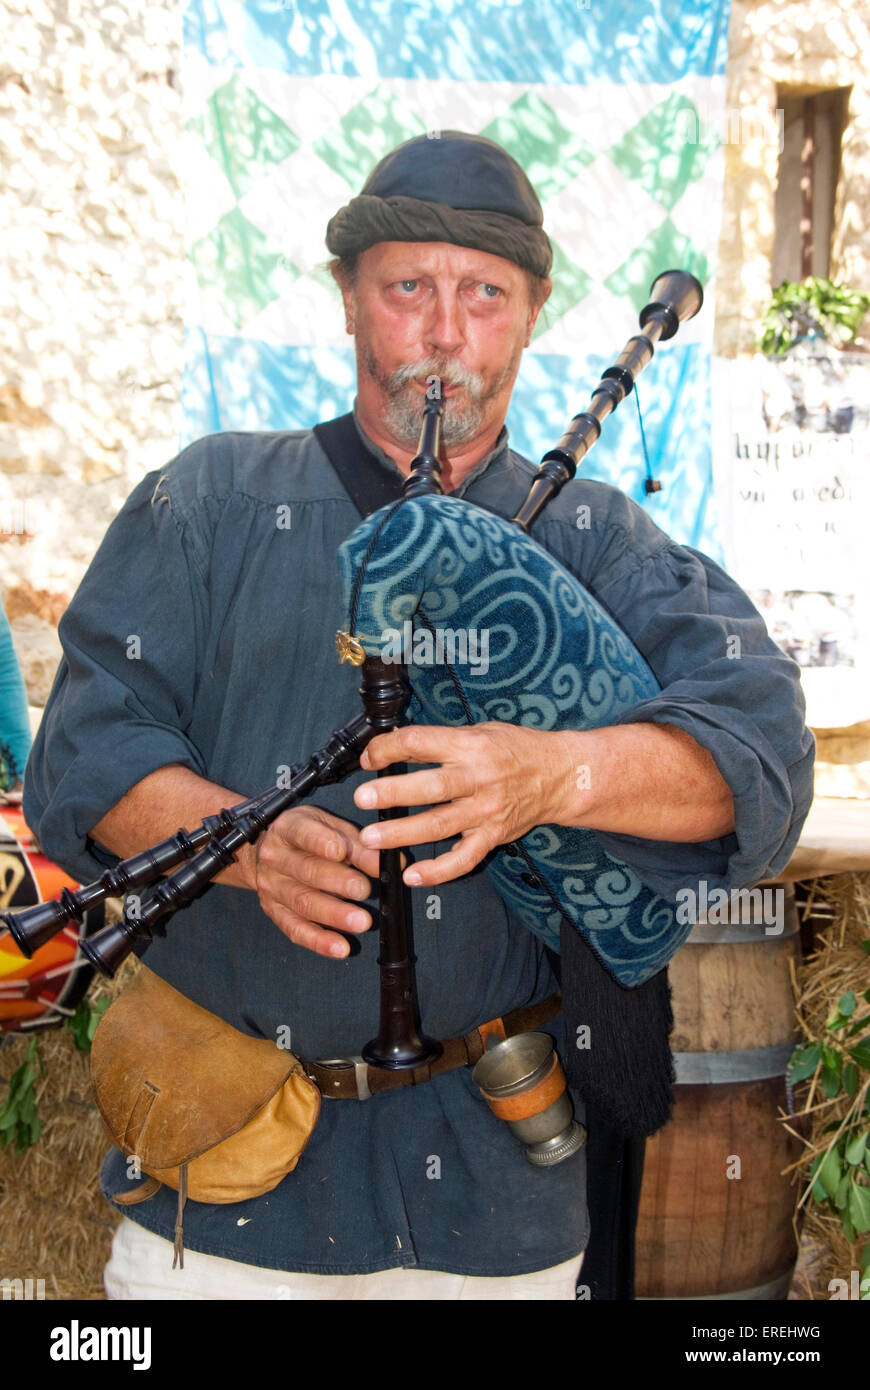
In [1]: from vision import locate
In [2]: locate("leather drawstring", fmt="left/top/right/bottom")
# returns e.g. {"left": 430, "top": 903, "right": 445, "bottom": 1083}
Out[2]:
{"left": 172, "top": 1163, "right": 188, "bottom": 1270}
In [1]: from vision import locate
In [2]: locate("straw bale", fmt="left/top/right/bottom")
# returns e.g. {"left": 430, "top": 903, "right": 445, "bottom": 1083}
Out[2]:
{"left": 784, "top": 872, "right": 870, "bottom": 1300}
{"left": 0, "top": 950, "right": 139, "bottom": 1300}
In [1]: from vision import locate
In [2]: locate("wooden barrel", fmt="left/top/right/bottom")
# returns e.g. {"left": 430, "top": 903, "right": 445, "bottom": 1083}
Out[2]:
{"left": 635, "top": 883, "right": 802, "bottom": 1299}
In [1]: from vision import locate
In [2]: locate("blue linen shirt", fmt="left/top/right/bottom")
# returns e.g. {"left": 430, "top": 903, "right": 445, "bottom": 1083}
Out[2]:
{"left": 23, "top": 417, "right": 813, "bottom": 1275}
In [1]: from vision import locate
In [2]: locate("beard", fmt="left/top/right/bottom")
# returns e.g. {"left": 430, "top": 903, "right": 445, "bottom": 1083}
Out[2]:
{"left": 358, "top": 344, "right": 521, "bottom": 450}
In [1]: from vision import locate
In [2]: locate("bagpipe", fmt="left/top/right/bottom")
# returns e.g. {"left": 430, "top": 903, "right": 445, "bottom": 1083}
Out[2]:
{"left": 2, "top": 270, "right": 702, "bottom": 1073}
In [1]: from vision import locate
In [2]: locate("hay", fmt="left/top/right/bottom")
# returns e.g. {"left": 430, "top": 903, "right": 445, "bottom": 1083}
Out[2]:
{"left": 0, "top": 943, "right": 138, "bottom": 1300}
{"left": 784, "top": 872, "right": 870, "bottom": 1300}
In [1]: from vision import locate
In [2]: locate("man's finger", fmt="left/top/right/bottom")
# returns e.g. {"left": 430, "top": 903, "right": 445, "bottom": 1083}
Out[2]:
{"left": 272, "top": 808, "right": 354, "bottom": 862}
{"left": 260, "top": 873, "right": 373, "bottom": 935}
{"left": 354, "top": 765, "right": 473, "bottom": 812}
{"left": 264, "top": 845, "right": 372, "bottom": 901}
{"left": 360, "top": 724, "right": 468, "bottom": 770}
{"left": 304, "top": 810, "right": 384, "bottom": 878}
{"left": 266, "top": 901, "right": 357, "bottom": 959}
{"left": 343, "top": 839, "right": 383, "bottom": 879}
{"left": 401, "top": 832, "right": 491, "bottom": 886}
{"left": 359, "top": 803, "right": 471, "bottom": 851}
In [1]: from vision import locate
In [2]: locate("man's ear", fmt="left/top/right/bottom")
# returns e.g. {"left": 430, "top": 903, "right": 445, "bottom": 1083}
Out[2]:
{"left": 524, "top": 277, "right": 552, "bottom": 347}
{"left": 341, "top": 286, "right": 356, "bottom": 336}
{"left": 329, "top": 264, "right": 356, "bottom": 335}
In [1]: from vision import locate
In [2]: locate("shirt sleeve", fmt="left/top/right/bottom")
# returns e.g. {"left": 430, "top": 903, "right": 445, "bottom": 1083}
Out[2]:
{"left": 23, "top": 467, "right": 210, "bottom": 884}
{"left": 546, "top": 487, "right": 815, "bottom": 901}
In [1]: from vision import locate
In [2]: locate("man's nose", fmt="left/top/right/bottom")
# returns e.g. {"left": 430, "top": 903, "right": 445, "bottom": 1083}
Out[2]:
{"left": 424, "top": 292, "right": 465, "bottom": 355}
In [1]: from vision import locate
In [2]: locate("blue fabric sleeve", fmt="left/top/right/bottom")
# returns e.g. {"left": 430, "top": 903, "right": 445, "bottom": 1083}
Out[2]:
{"left": 0, "top": 606, "right": 32, "bottom": 783}
{"left": 560, "top": 495, "right": 815, "bottom": 898}
{"left": 23, "top": 469, "right": 209, "bottom": 884}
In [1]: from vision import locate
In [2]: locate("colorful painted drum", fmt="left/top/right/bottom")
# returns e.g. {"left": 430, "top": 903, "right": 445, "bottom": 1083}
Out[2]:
{"left": 0, "top": 804, "right": 101, "bottom": 1032}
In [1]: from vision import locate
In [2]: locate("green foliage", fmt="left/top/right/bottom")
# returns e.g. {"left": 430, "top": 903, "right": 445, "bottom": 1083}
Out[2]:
{"left": 789, "top": 1040, "right": 821, "bottom": 1082}
{"left": 0, "top": 1037, "right": 46, "bottom": 1152}
{"left": 65, "top": 996, "right": 109, "bottom": 1051}
{"left": 0, "top": 997, "right": 110, "bottom": 1155}
{"left": 759, "top": 277, "right": 870, "bottom": 357}
{"left": 790, "top": 980, "right": 870, "bottom": 1248}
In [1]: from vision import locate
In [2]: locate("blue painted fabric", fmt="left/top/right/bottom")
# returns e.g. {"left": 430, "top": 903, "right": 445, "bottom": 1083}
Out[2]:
{"left": 180, "top": 0, "right": 733, "bottom": 559}
{"left": 0, "top": 606, "right": 32, "bottom": 787}
{"left": 184, "top": 0, "right": 730, "bottom": 83}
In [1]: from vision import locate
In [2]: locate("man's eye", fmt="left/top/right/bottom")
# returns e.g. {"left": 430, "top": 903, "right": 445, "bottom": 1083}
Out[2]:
{"left": 474, "top": 283, "right": 502, "bottom": 300}
{"left": 397, "top": 279, "right": 419, "bottom": 293}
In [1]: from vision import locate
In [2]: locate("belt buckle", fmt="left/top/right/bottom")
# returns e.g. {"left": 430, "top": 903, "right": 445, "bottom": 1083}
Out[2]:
{"left": 314, "top": 1056, "right": 372, "bottom": 1101}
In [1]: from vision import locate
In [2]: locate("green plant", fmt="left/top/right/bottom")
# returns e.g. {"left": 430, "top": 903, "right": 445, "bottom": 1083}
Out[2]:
{"left": 789, "top": 953, "right": 870, "bottom": 1282}
{"left": 0, "top": 997, "right": 109, "bottom": 1153}
{"left": 0, "top": 1036, "right": 46, "bottom": 1151}
{"left": 65, "top": 995, "right": 110, "bottom": 1051}
{"left": 759, "top": 277, "right": 870, "bottom": 356}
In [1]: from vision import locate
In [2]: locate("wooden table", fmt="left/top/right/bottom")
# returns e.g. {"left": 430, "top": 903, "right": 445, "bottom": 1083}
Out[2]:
{"left": 763, "top": 796, "right": 870, "bottom": 881}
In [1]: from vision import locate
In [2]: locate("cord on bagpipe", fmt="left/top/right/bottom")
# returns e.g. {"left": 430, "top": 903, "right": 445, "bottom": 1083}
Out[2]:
{"left": 2, "top": 270, "right": 703, "bottom": 1072}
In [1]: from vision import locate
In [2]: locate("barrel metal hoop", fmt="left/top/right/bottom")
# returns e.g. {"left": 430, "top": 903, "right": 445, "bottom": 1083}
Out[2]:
{"left": 672, "top": 1042, "right": 795, "bottom": 1085}
{"left": 685, "top": 918, "right": 799, "bottom": 945}
{"left": 638, "top": 1270, "right": 794, "bottom": 1301}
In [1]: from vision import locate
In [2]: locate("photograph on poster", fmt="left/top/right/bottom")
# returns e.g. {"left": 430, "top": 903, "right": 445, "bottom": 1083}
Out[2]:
{"left": 751, "top": 588, "right": 857, "bottom": 668}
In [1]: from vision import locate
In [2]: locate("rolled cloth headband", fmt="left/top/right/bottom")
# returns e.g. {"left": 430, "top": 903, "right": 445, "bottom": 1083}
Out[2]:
{"left": 325, "top": 130, "right": 553, "bottom": 278}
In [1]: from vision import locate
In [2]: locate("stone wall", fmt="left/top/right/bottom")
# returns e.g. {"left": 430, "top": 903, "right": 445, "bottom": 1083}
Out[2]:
{"left": 717, "top": 0, "right": 870, "bottom": 358}
{"left": 0, "top": 0, "right": 185, "bottom": 701}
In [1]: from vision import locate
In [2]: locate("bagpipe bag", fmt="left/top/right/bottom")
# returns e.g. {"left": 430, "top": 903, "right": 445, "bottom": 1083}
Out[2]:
{"left": 338, "top": 490, "right": 688, "bottom": 989}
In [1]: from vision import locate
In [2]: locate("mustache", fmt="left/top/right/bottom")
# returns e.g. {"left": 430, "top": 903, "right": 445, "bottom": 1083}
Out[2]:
{"left": 386, "top": 356, "right": 485, "bottom": 397}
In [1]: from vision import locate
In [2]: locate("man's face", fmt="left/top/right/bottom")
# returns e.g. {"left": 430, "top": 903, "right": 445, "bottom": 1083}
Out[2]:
{"left": 339, "top": 241, "right": 547, "bottom": 452}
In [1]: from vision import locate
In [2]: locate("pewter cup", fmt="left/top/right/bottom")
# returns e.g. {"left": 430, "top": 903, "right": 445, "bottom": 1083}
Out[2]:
{"left": 472, "top": 1032, "right": 586, "bottom": 1167}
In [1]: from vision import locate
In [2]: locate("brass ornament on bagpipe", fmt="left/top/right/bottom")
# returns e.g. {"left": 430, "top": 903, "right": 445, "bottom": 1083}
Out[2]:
{"left": 1, "top": 271, "right": 702, "bottom": 1067}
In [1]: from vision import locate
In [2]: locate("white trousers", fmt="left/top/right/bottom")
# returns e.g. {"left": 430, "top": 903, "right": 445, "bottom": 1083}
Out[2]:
{"left": 105, "top": 1216, "right": 584, "bottom": 1301}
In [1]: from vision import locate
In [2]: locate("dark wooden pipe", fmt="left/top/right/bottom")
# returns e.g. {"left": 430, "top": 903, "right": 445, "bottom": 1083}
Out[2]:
{"left": 359, "top": 657, "right": 442, "bottom": 1070}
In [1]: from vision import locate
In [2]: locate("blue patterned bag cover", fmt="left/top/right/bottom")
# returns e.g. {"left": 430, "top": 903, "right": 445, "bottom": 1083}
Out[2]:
{"left": 338, "top": 494, "right": 688, "bottom": 986}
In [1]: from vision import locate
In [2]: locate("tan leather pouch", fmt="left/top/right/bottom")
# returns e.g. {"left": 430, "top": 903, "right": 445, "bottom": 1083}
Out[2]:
{"left": 90, "top": 965, "right": 321, "bottom": 1266}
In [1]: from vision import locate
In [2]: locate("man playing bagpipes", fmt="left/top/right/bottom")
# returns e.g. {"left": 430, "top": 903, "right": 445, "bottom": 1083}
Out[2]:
{"left": 23, "top": 131, "right": 813, "bottom": 1300}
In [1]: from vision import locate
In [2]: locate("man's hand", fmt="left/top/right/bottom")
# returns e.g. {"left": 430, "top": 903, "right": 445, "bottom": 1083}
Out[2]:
{"left": 240, "top": 806, "right": 380, "bottom": 959}
{"left": 90, "top": 765, "right": 384, "bottom": 962}
{"left": 354, "top": 720, "right": 736, "bottom": 888}
{"left": 355, "top": 723, "right": 566, "bottom": 887}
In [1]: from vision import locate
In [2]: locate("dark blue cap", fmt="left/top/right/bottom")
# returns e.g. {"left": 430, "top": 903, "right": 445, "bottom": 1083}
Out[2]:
{"left": 326, "top": 130, "right": 552, "bottom": 277}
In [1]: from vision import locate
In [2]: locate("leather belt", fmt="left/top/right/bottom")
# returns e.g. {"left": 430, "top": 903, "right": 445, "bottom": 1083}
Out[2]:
{"left": 304, "top": 994, "right": 562, "bottom": 1100}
